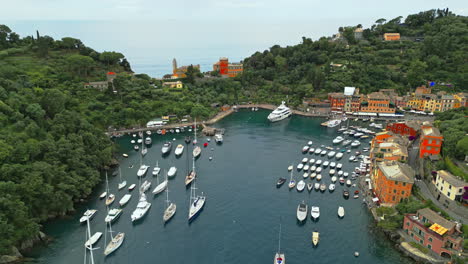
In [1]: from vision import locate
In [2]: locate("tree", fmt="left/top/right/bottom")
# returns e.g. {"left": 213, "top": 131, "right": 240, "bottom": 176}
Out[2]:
{"left": 99, "top": 51, "right": 124, "bottom": 67}
{"left": 40, "top": 89, "right": 66, "bottom": 118}
{"left": 407, "top": 60, "right": 427, "bottom": 88}
{"left": 0, "top": 24, "right": 12, "bottom": 49}
{"left": 375, "top": 18, "right": 386, "bottom": 25}
{"left": 66, "top": 54, "right": 94, "bottom": 77}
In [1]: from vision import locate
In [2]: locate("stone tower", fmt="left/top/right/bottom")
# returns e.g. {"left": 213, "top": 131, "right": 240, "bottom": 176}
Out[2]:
{"left": 172, "top": 58, "right": 177, "bottom": 74}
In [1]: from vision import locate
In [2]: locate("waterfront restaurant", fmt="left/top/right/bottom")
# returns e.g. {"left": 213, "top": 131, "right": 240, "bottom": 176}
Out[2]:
{"left": 403, "top": 208, "right": 464, "bottom": 258}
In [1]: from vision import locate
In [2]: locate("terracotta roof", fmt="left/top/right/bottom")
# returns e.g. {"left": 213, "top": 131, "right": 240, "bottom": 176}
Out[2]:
{"left": 368, "top": 92, "right": 389, "bottom": 100}
{"left": 437, "top": 170, "right": 466, "bottom": 188}
{"left": 417, "top": 208, "right": 455, "bottom": 231}
{"left": 378, "top": 161, "right": 415, "bottom": 183}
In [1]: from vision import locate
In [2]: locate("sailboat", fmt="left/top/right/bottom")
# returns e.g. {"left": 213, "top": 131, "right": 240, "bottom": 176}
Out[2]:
{"left": 141, "top": 137, "right": 148, "bottom": 156}
{"left": 103, "top": 194, "right": 125, "bottom": 256}
{"left": 163, "top": 174, "right": 176, "bottom": 223}
{"left": 274, "top": 224, "right": 285, "bottom": 264}
{"left": 193, "top": 118, "right": 201, "bottom": 158}
{"left": 84, "top": 217, "right": 97, "bottom": 264}
{"left": 287, "top": 169, "right": 295, "bottom": 189}
{"left": 137, "top": 151, "right": 149, "bottom": 177}
{"left": 152, "top": 170, "right": 168, "bottom": 195}
{"left": 104, "top": 172, "right": 115, "bottom": 206}
{"left": 188, "top": 165, "right": 205, "bottom": 222}
{"left": 117, "top": 167, "right": 126, "bottom": 190}
{"left": 185, "top": 155, "right": 197, "bottom": 187}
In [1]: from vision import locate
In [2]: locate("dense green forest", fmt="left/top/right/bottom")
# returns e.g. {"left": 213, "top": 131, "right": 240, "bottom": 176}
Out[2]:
{"left": 0, "top": 8, "right": 467, "bottom": 256}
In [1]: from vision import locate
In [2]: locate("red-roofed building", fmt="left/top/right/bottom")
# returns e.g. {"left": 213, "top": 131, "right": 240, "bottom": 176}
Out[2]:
{"left": 386, "top": 121, "right": 420, "bottom": 138}
{"left": 106, "top": 72, "right": 116, "bottom": 82}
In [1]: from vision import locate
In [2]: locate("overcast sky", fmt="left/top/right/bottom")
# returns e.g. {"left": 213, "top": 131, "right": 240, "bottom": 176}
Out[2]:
{"left": 3, "top": 0, "right": 466, "bottom": 76}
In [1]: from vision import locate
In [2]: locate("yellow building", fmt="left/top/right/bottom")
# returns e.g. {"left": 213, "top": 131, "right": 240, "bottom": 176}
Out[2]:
{"left": 406, "top": 97, "right": 424, "bottom": 110}
{"left": 163, "top": 81, "right": 183, "bottom": 89}
{"left": 453, "top": 93, "right": 466, "bottom": 108}
{"left": 433, "top": 170, "right": 466, "bottom": 202}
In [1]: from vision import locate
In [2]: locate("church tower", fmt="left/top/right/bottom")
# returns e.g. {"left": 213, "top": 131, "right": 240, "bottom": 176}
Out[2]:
{"left": 172, "top": 58, "right": 178, "bottom": 75}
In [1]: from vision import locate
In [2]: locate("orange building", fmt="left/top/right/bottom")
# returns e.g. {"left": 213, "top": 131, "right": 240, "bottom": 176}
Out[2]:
{"left": 213, "top": 57, "right": 243, "bottom": 77}
{"left": 383, "top": 33, "right": 400, "bottom": 41}
{"left": 360, "top": 92, "right": 395, "bottom": 114}
{"left": 385, "top": 121, "right": 420, "bottom": 138}
{"left": 172, "top": 58, "right": 200, "bottom": 78}
{"left": 328, "top": 93, "right": 346, "bottom": 111}
{"left": 419, "top": 124, "right": 443, "bottom": 158}
{"left": 373, "top": 161, "right": 415, "bottom": 205}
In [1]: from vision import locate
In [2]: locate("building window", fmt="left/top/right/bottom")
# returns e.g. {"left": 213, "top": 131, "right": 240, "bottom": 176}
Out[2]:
{"left": 403, "top": 182, "right": 406, "bottom": 187}
{"left": 406, "top": 222, "right": 410, "bottom": 226}
{"left": 448, "top": 185, "right": 452, "bottom": 190}
{"left": 428, "top": 237, "right": 432, "bottom": 242}
{"left": 427, "top": 244, "right": 432, "bottom": 249}
{"left": 447, "top": 192, "right": 451, "bottom": 197}
{"left": 392, "top": 196, "right": 396, "bottom": 201}
{"left": 401, "top": 191, "right": 405, "bottom": 195}
{"left": 393, "top": 189, "right": 397, "bottom": 193}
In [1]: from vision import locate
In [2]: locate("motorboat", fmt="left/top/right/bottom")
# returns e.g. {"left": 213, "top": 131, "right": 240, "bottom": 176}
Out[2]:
{"left": 319, "top": 183, "right": 326, "bottom": 192}
{"left": 137, "top": 164, "right": 149, "bottom": 177}
{"left": 322, "top": 161, "right": 329, "bottom": 167}
{"left": 315, "top": 159, "right": 322, "bottom": 165}
{"left": 333, "top": 136, "right": 344, "bottom": 144}
{"left": 168, "top": 166, "right": 177, "bottom": 177}
{"left": 327, "top": 119, "right": 341, "bottom": 128}
{"left": 342, "top": 140, "right": 352, "bottom": 146}
{"left": 329, "top": 184, "right": 335, "bottom": 192}
{"left": 297, "top": 163, "right": 304, "bottom": 171}
{"left": 134, "top": 145, "right": 139, "bottom": 151}
{"left": 145, "top": 137, "right": 152, "bottom": 145}
{"left": 287, "top": 165, "right": 293, "bottom": 171}
{"left": 302, "top": 157, "right": 308, "bottom": 163}
{"left": 122, "top": 153, "right": 128, "bottom": 158}
{"left": 338, "top": 170, "right": 344, "bottom": 176}
{"left": 105, "top": 208, "right": 122, "bottom": 223}
{"left": 314, "top": 148, "right": 321, "bottom": 154}
{"left": 309, "top": 148, "right": 315, "bottom": 154}
{"left": 307, "top": 183, "right": 313, "bottom": 192}
{"left": 137, "top": 138, "right": 143, "bottom": 144}
{"left": 316, "top": 167, "right": 322, "bottom": 174}
{"left": 99, "top": 192, "right": 107, "bottom": 199}
{"left": 303, "top": 172, "right": 309, "bottom": 179}
{"left": 311, "top": 206, "right": 320, "bottom": 220}
{"left": 105, "top": 194, "right": 115, "bottom": 206}
{"left": 302, "top": 146, "right": 309, "bottom": 153}
{"left": 337, "top": 163, "right": 343, "bottom": 169}
{"left": 335, "top": 152, "right": 343, "bottom": 159}
{"left": 119, "top": 194, "right": 132, "bottom": 206}
{"left": 214, "top": 133, "right": 223, "bottom": 144}
{"left": 131, "top": 140, "right": 136, "bottom": 144}
{"left": 354, "top": 132, "right": 364, "bottom": 138}
{"left": 343, "top": 189, "right": 350, "bottom": 199}
{"left": 331, "top": 176, "right": 337, "bottom": 183}
{"left": 309, "top": 159, "right": 316, "bottom": 164}
{"left": 128, "top": 184, "right": 136, "bottom": 191}
{"left": 303, "top": 165, "right": 310, "bottom": 171}
{"left": 276, "top": 178, "right": 286, "bottom": 188}
{"left": 338, "top": 206, "right": 345, "bottom": 218}
{"left": 346, "top": 180, "right": 352, "bottom": 186}
{"left": 152, "top": 162, "right": 161, "bottom": 176}
{"left": 161, "top": 142, "right": 172, "bottom": 155}
{"left": 329, "top": 169, "right": 336, "bottom": 175}
{"left": 310, "top": 165, "right": 317, "bottom": 172}
{"left": 174, "top": 144, "right": 184, "bottom": 156}
{"left": 288, "top": 170, "right": 295, "bottom": 189}
{"left": 343, "top": 172, "right": 349, "bottom": 178}
{"left": 351, "top": 140, "right": 361, "bottom": 147}
{"left": 308, "top": 141, "right": 313, "bottom": 146}
{"left": 267, "top": 101, "right": 292, "bottom": 122}
{"left": 320, "top": 150, "right": 327, "bottom": 156}
{"left": 327, "top": 151, "right": 336, "bottom": 158}
{"left": 312, "top": 231, "right": 320, "bottom": 246}
{"left": 85, "top": 231, "right": 102, "bottom": 248}
{"left": 329, "top": 162, "right": 336, "bottom": 168}
{"left": 314, "top": 183, "right": 320, "bottom": 191}
{"left": 296, "top": 201, "right": 308, "bottom": 222}
{"left": 296, "top": 180, "right": 305, "bottom": 192}
{"left": 349, "top": 155, "right": 356, "bottom": 161}
{"left": 339, "top": 177, "right": 345, "bottom": 184}
{"left": 79, "top": 209, "right": 97, "bottom": 223}
{"left": 131, "top": 193, "right": 151, "bottom": 222}
{"left": 140, "top": 180, "right": 151, "bottom": 193}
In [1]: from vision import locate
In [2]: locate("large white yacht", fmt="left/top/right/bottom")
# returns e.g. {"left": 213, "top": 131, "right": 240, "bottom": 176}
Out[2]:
{"left": 267, "top": 102, "right": 292, "bottom": 122}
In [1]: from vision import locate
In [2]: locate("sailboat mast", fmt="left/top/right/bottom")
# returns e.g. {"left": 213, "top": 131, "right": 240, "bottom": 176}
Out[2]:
{"left": 86, "top": 218, "right": 95, "bottom": 264}
{"left": 105, "top": 172, "right": 109, "bottom": 198}
{"left": 165, "top": 172, "right": 170, "bottom": 207}
{"left": 194, "top": 118, "right": 197, "bottom": 143}
{"left": 278, "top": 223, "right": 282, "bottom": 253}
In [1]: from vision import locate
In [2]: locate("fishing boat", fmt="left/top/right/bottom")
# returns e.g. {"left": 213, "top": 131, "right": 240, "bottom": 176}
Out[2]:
{"left": 152, "top": 170, "right": 168, "bottom": 195}
{"left": 302, "top": 146, "right": 309, "bottom": 153}
{"left": 311, "top": 206, "right": 320, "bottom": 220}
{"left": 288, "top": 170, "right": 295, "bottom": 189}
{"left": 296, "top": 163, "right": 303, "bottom": 171}
{"left": 312, "top": 231, "right": 320, "bottom": 246}
{"left": 117, "top": 168, "right": 127, "bottom": 190}
{"left": 131, "top": 193, "right": 151, "bottom": 222}
{"left": 296, "top": 180, "right": 305, "bottom": 192}
{"left": 343, "top": 189, "right": 350, "bottom": 199}
{"left": 338, "top": 206, "right": 345, "bottom": 218}
{"left": 163, "top": 174, "right": 176, "bottom": 223}
{"left": 296, "top": 201, "right": 308, "bottom": 222}
{"left": 161, "top": 142, "right": 172, "bottom": 155}
{"left": 128, "top": 184, "right": 136, "bottom": 191}
{"left": 329, "top": 184, "right": 335, "bottom": 192}
{"left": 119, "top": 194, "right": 131, "bottom": 207}
{"left": 276, "top": 178, "right": 286, "bottom": 188}
{"left": 140, "top": 180, "right": 151, "bottom": 193}
{"left": 267, "top": 101, "right": 292, "bottom": 122}
{"left": 152, "top": 161, "right": 161, "bottom": 176}
{"left": 85, "top": 231, "right": 102, "bottom": 248}
{"left": 314, "top": 183, "right": 320, "bottom": 191}
{"left": 185, "top": 155, "right": 197, "bottom": 187}
{"left": 174, "top": 144, "right": 184, "bottom": 156}
{"left": 335, "top": 152, "right": 344, "bottom": 159}
{"left": 80, "top": 209, "right": 97, "bottom": 223}
{"left": 307, "top": 183, "right": 313, "bottom": 192}
{"left": 105, "top": 208, "right": 122, "bottom": 223}
{"left": 319, "top": 183, "right": 326, "bottom": 192}
{"left": 332, "top": 136, "right": 344, "bottom": 144}
{"left": 274, "top": 223, "right": 285, "bottom": 264}
{"left": 168, "top": 166, "right": 177, "bottom": 177}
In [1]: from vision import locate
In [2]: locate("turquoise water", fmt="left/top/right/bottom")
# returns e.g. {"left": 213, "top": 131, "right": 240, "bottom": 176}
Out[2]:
{"left": 28, "top": 110, "right": 411, "bottom": 264}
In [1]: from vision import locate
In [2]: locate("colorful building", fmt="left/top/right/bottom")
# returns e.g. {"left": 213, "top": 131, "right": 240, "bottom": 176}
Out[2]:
{"left": 328, "top": 93, "right": 346, "bottom": 111}
{"left": 383, "top": 33, "right": 400, "bottom": 41}
{"left": 453, "top": 93, "right": 467, "bottom": 108}
{"left": 403, "top": 208, "right": 464, "bottom": 258}
{"left": 371, "top": 142, "right": 408, "bottom": 162}
{"left": 432, "top": 170, "right": 466, "bottom": 202}
{"left": 419, "top": 124, "right": 443, "bottom": 158}
{"left": 415, "top": 86, "right": 432, "bottom": 96}
{"left": 407, "top": 97, "right": 424, "bottom": 110}
{"left": 213, "top": 57, "right": 243, "bottom": 77}
{"left": 172, "top": 58, "right": 200, "bottom": 78}
{"left": 372, "top": 160, "right": 414, "bottom": 205}
{"left": 385, "top": 121, "right": 420, "bottom": 138}
{"left": 163, "top": 81, "right": 183, "bottom": 89}
{"left": 360, "top": 92, "right": 395, "bottom": 114}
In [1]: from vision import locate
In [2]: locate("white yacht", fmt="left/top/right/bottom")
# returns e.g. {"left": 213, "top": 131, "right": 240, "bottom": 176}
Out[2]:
{"left": 105, "top": 208, "right": 122, "bottom": 223}
{"left": 214, "top": 132, "right": 223, "bottom": 144}
{"left": 161, "top": 142, "right": 172, "bottom": 155}
{"left": 311, "top": 206, "right": 320, "bottom": 220}
{"left": 332, "top": 136, "right": 344, "bottom": 144}
{"left": 152, "top": 161, "right": 161, "bottom": 176}
{"left": 79, "top": 209, "right": 97, "bottom": 223}
{"left": 296, "top": 201, "right": 308, "bottom": 222}
{"left": 327, "top": 119, "right": 341, "bottom": 128}
{"left": 267, "top": 101, "right": 292, "bottom": 122}
{"left": 119, "top": 194, "right": 131, "bottom": 207}
{"left": 131, "top": 193, "right": 151, "bottom": 222}
{"left": 168, "top": 166, "right": 177, "bottom": 178}
{"left": 174, "top": 144, "right": 184, "bottom": 156}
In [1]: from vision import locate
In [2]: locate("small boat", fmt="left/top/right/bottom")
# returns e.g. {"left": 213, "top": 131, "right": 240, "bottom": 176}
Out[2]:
{"left": 214, "top": 133, "right": 223, "bottom": 144}
{"left": 309, "top": 158, "right": 315, "bottom": 164}
{"left": 347, "top": 149, "right": 351, "bottom": 153}
{"left": 322, "top": 161, "right": 329, "bottom": 167}
{"left": 337, "top": 163, "right": 343, "bottom": 169}
{"left": 85, "top": 232, "right": 103, "bottom": 248}
{"left": 122, "top": 153, "right": 129, "bottom": 158}
{"left": 174, "top": 144, "right": 184, "bottom": 156}
{"left": 105, "top": 194, "right": 115, "bottom": 206}
{"left": 287, "top": 165, "right": 293, "bottom": 171}
{"left": 329, "top": 169, "right": 336, "bottom": 175}
{"left": 354, "top": 194, "right": 360, "bottom": 199}
{"left": 331, "top": 176, "right": 337, "bottom": 183}
{"left": 339, "top": 177, "right": 345, "bottom": 184}
{"left": 152, "top": 161, "right": 161, "bottom": 176}
{"left": 303, "top": 165, "right": 310, "bottom": 171}
{"left": 161, "top": 142, "right": 172, "bottom": 155}
{"left": 343, "top": 189, "right": 350, "bottom": 198}
{"left": 105, "top": 208, "right": 123, "bottom": 223}
{"left": 131, "top": 140, "right": 136, "bottom": 144}
{"left": 351, "top": 140, "right": 361, "bottom": 147}
{"left": 335, "top": 152, "right": 344, "bottom": 159}
{"left": 302, "top": 157, "right": 308, "bottom": 163}
{"left": 349, "top": 155, "right": 356, "bottom": 161}
{"left": 308, "top": 141, "right": 313, "bottom": 146}
{"left": 327, "top": 151, "right": 336, "bottom": 158}
{"left": 157, "top": 129, "right": 162, "bottom": 134}
{"left": 315, "top": 159, "right": 322, "bottom": 165}
{"left": 119, "top": 194, "right": 132, "bottom": 206}
{"left": 310, "top": 165, "right": 317, "bottom": 172}
{"left": 338, "top": 170, "right": 344, "bottom": 176}
{"left": 302, "top": 146, "right": 309, "bottom": 153}
{"left": 314, "top": 148, "right": 321, "bottom": 154}
{"left": 276, "top": 178, "right": 286, "bottom": 188}
{"left": 343, "top": 172, "right": 349, "bottom": 178}
{"left": 320, "top": 150, "right": 327, "bottom": 156}
{"left": 316, "top": 174, "right": 322, "bottom": 181}
{"left": 99, "top": 192, "right": 107, "bottom": 199}
{"left": 79, "top": 209, "right": 97, "bottom": 223}
{"left": 297, "top": 163, "right": 304, "bottom": 171}
{"left": 145, "top": 137, "right": 152, "bottom": 145}
{"left": 168, "top": 166, "right": 177, "bottom": 177}
{"left": 146, "top": 130, "right": 152, "bottom": 136}
{"left": 330, "top": 162, "right": 336, "bottom": 168}
{"left": 296, "top": 201, "right": 308, "bottom": 222}
{"left": 288, "top": 170, "right": 295, "bottom": 189}
{"left": 346, "top": 180, "right": 352, "bottom": 186}
{"left": 343, "top": 140, "right": 352, "bottom": 146}
{"left": 338, "top": 206, "right": 345, "bottom": 218}
{"left": 314, "top": 183, "right": 320, "bottom": 191}
{"left": 131, "top": 193, "right": 151, "bottom": 222}
{"left": 319, "top": 183, "right": 326, "bottom": 192}
{"left": 332, "top": 136, "right": 344, "bottom": 144}
{"left": 296, "top": 180, "right": 306, "bottom": 192}
{"left": 329, "top": 184, "right": 335, "bottom": 192}
{"left": 140, "top": 180, "right": 151, "bottom": 193}
{"left": 308, "top": 148, "right": 315, "bottom": 154}
{"left": 303, "top": 172, "right": 309, "bottom": 179}
{"left": 312, "top": 231, "right": 320, "bottom": 246}
{"left": 311, "top": 206, "right": 320, "bottom": 220}
{"left": 128, "top": 184, "right": 136, "bottom": 191}
{"left": 316, "top": 167, "right": 322, "bottom": 173}
{"left": 307, "top": 183, "right": 313, "bottom": 192}
{"left": 134, "top": 145, "right": 139, "bottom": 151}
{"left": 137, "top": 164, "right": 149, "bottom": 177}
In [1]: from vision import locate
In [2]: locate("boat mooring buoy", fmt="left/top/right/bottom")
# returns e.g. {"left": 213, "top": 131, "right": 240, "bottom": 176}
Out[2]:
{"left": 209, "top": 157, "right": 213, "bottom": 161}
{"left": 354, "top": 251, "right": 359, "bottom": 257}
{"left": 173, "top": 138, "right": 176, "bottom": 141}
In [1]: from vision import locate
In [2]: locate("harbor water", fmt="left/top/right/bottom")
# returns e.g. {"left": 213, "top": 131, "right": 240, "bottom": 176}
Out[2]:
{"left": 27, "top": 110, "right": 412, "bottom": 264}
